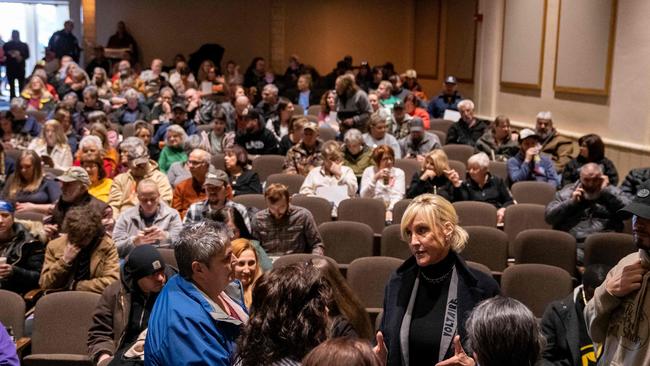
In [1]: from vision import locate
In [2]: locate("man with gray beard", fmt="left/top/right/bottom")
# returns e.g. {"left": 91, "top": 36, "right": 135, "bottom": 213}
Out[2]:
{"left": 546, "top": 163, "right": 628, "bottom": 262}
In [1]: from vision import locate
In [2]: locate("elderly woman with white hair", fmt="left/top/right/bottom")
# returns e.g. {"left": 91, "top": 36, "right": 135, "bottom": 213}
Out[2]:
{"left": 111, "top": 88, "right": 150, "bottom": 125}
{"left": 75, "top": 134, "right": 116, "bottom": 178}
{"left": 374, "top": 194, "right": 500, "bottom": 366}
{"left": 457, "top": 152, "right": 513, "bottom": 225}
{"left": 342, "top": 128, "right": 374, "bottom": 180}
{"left": 157, "top": 124, "right": 188, "bottom": 174}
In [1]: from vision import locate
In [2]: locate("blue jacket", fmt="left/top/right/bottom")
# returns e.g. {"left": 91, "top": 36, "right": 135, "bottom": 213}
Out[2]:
{"left": 507, "top": 151, "right": 561, "bottom": 188}
{"left": 427, "top": 92, "right": 462, "bottom": 119}
{"left": 152, "top": 120, "right": 198, "bottom": 145}
{"left": 144, "top": 274, "right": 247, "bottom": 366}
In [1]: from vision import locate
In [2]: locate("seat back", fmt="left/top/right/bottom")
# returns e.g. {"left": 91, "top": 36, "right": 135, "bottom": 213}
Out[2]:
{"left": 0, "top": 289, "right": 26, "bottom": 338}
{"left": 337, "top": 198, "right": 386, "bottom": 235}
{"left": 272, "top": 254, "right": 338, "bottom": 270}
{"left": 466, "top": 261, "right": 492, "bottom": 276}
{"left": 380, "top": 224, "right": 410, "bottom": 259}
{"left": 489, "top": 161, "right": 508, "bottom": 181}
{"left": 318, "top": 221, "right": 374, "bottom": 265}
{"left": 429, "top": 119, "right": 455, "bottom": 133}
{"left": 15, "top": 211, "right": 46, "bottom": 222}
{"left": 448, "top": 159, "right": 467, "bottom": 179}
{"left": 462, "top": 226, "right": 509, "bottom": 272}
{"left": 442, "top": 144, "right": 475, "bottom": 164}
{"left": 453, "top": 201, "right": 497, "bottom": 227}
{"left": 431, "top": 130, "right": 446, "bottom": 145}
{"left": 584, "top": 233, "right": 636, "bottom": 267}
{"left": 503, "top": 203, "right": 551, "bottom": 243}
{"left": 232, "top": 194, "right": 267, "bottom": 211}
{"left": 501, "top": 264, "right": 573, "bottom": 317}
{"left": 511, "top": 181, "right": 557, "bottom": 205}
{"left": 157, "top": 248, "right": 178, "bottom": 270}
{"left": 512, "top": 229, "right": 577, "bottom": 276}
{"left": 394, "top": 159, "right": 421, "bottom": 189}
{"left": 318, "top": 127, "right": 337, "bottom": 142}
{"left": 266, "top": 173, "right": 305, "bottom": 195}
{"left": 307, "top": 105, "right": 321, "bottom": 116}
{"left": 251, "top": 155, "right": 286, "bottom": 183}
{"left": 291, "top": 195, "right": 332, "bottom": 225}
{"left": 292, "top": 105, "right": 304, "bottom": 116}
{"left": 391, "top": 199, "right": 412, "bottom": 225}
{"left": 31, "top": 291, "right": 101, "bottom": 354}
{"left": 211, "top": 153, "right": 225, "bottom": 171}
{"left": 347, "top": 256, "right": 403, "bottom": 309}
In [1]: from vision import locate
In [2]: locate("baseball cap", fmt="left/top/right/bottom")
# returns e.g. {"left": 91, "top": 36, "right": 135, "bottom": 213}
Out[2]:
{"left": 0, "top": 200, "right": 14, "bottom": 214}
{"left": 125, "top": 245, "right": 165, "bottom": 281}
{"left": 204, "top": 166, "right": 229, "bottom": 187}
{"left": 445, "top": 75, "right": 457, "bottom": 84}
{"left": 172, "top": 103, "right": 186, "bottom": 112}
{"left": 393, "top": 100, "right": 405, "bottom": 110}
{"left": 518, "top": 128, "right": 540, "bottom": 142}
{"left": 127, "top": 144, "right": 150, "bottom": 166}
{"left": 303, "top": 121, "right": 318, "bottom": 131}
{"left": 409, "top": 117, "right": 424, "bottom": 132}
{"left": 56, "top": 166, "right": 91, "bottom": 187}
{"left": 620, "top": 180, "right": 650, "bottom": 219}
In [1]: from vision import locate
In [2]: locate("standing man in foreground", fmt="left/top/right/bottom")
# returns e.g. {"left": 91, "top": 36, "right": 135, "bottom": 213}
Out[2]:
{"left": 585, "top": 180, "right": 650, "bottom": 365}
{"left": 145, "top": 222, "right": 248, "bottom": 365}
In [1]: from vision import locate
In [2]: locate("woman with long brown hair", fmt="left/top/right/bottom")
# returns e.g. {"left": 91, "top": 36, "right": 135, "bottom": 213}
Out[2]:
{"left": 2, "top": 150, "right": 61, "bottom": 213}
{"left": 27, "top": 119, "right": 73, "bottom": 170}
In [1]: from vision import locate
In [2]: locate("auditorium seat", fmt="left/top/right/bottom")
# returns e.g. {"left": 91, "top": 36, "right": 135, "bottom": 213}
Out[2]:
{"left": 512, "top": 229, "right": 577, "bottom": 276}
{"left": 23, "top": 291, "right": 101, "bottom": 365}
{"left": 291, "top": 195, "right": 332, "bottom": 225}
{"left": 337, "top": 198, "right": 386, "bottom": 235}
{"left": 272, "top": 254, "right": 338, "bottom": 270}
{"left": 157, "top": 248, "right": 178, "bottom": 270}
{"left": 448, "top": 159, "right": 466, "bottom": 179}
{"left": 583, "top": 232, "right": 636, "bottom": 267}
{"left": 431, "top": 130, "right": 446, "bottom": 145}
{"left": 429, "top": 119, "right": 454, "bottom": 133}
{"left": 462, "top": 226, "right": 509, "bottom": 272}
{"left": 347, "top": 256, "right": 402, "bottom": 313}
{"left": 319, "top": 221, "right": 374, "bottom": 267}
{"left": 391, "top": 198, "right": 412, "bottom": 225}
{"left": 380, "top": 224, "right": 410, "bottom": 260}
{"left": 488, "top": 161, "right": 508, "bottom": 181}
{"left": 266, "top": 173, "right": 305, "bottom": 195}
{"left": 0, "top": 289, "right": 26, "bottom": 339}
{"left": 453, "top": 201, "right": 497, "bottom": 227}
{"left": 394, "top": 159, "right": 420, "bottom": 190}
{"left": 211, "top": 152, "right": 225, "bottom": 171}
{"left": 503, "top": 203, "right": 551, "bottom": 243}
{"left": 307, "top": 105, "right": 321, "bottom": 116}
{"left": 501, "top": 264, "right": 573, "bottom": 318}
{"left": 251, "top": 154, "right": 285, "bottom": 183}
{"left": 443, "top": 144, "right": 475, "bottom": 164}
{"left": 511, "top": 181, "right": 557, "bottom": 205}
{"left": 318, "top": 126, "right": 337, "bottom": 142}
{"left": 232, "top": 194, "right": 267, "bottom": 210}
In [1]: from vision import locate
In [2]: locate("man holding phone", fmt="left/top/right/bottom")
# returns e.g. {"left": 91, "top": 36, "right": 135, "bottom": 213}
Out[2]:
{"left": 546, "top": 163, "right": 628, "bottom": 262}
{"left": 585, "top": 179, "right": 650, "bottom": 365}
{"left": 507, "top": 128, "right": 561, "bottom": 187}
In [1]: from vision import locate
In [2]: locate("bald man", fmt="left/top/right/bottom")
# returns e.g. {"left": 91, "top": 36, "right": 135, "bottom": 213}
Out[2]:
{"left": 546, "top": 163, "right": 629, "bottom": 262}
{"left": 172, "top": 149, "right": 211, "bottom": 219}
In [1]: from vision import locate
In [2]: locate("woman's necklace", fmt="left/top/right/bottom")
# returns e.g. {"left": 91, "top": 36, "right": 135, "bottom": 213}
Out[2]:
{"left": 419, "top": 265, "right": 454, "bottom": 285}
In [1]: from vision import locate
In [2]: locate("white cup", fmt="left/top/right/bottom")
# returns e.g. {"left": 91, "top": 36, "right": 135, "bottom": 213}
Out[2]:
{"left": 0, "top": 257, "right": 6, "bottom": 265}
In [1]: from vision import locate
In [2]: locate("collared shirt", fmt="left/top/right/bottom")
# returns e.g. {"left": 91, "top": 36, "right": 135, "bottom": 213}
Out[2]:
{"left": 252, "top": 205, "right": 324, "bottom": 256}
{"left": 283, "top": 140, "right": 323, "bottom": 176}
{"left": 184, "top": 200, "right": 252, "bottom": 232}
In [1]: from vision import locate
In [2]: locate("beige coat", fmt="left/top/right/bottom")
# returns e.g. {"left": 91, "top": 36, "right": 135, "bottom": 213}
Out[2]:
{"left": 585, "top": 250, "right": 650, "bottom": 366}
{"left": 40, "top": 234, "right": 119, "bottom": 294}
{"left": 108, "top": 160, "right": 173, "bottom": 219}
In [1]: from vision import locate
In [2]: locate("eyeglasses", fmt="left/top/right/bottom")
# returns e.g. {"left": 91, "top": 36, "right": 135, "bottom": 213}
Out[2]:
{"left": 187, "top": 160, "right": 207, "bottom": 166}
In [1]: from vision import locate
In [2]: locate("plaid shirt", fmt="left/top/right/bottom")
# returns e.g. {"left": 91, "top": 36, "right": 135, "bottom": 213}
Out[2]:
{"left": 183, "top": 200, "right": 252, "bottom": 232}
{"left": 252, "top": 205, "right": 324, "bottom": 256}
{"left": 283, "top": 140, "right": 323, "bottom": 176}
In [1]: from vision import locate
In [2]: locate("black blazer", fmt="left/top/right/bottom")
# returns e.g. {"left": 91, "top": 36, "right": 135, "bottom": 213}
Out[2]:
{"left": 539, "top": 290, "right": 582, "bottom": 366}
{"left": 379, "top": 251, "right": 500, "bottom": 366}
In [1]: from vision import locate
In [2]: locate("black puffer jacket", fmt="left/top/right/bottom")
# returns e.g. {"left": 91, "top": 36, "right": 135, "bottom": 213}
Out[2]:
{"left": 0, "top": 222, "right": 45, "bottom": 295}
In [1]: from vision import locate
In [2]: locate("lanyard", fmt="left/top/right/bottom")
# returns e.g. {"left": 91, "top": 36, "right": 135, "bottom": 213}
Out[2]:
{"left": 399, "top": 266, "right": 459, "bottom": 365}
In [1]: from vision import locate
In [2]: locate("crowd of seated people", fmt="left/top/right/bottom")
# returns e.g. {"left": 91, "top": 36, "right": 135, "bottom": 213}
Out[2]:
{"left": 1, "top": 40, "right": 650, "bottom": 366}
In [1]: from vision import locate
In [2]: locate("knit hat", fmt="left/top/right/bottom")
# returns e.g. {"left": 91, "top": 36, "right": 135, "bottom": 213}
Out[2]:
{"left": 125, "top": 245, "right": 165, "bottom": 281}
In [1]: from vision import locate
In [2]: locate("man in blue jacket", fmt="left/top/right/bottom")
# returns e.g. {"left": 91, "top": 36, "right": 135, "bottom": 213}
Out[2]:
{"left": 144, "top": 222, "right": 248, "bottom": 365}
{"left": 507, "top": 128, "right": 561, "bottom": 188}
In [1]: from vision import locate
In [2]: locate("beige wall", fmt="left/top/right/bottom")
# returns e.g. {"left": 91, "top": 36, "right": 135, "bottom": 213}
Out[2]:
{"left": 474, "top": 0, "right": 650, "bottom": 176}
{"left": 94, "top": 0, "right": 272, "bottom": 69}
